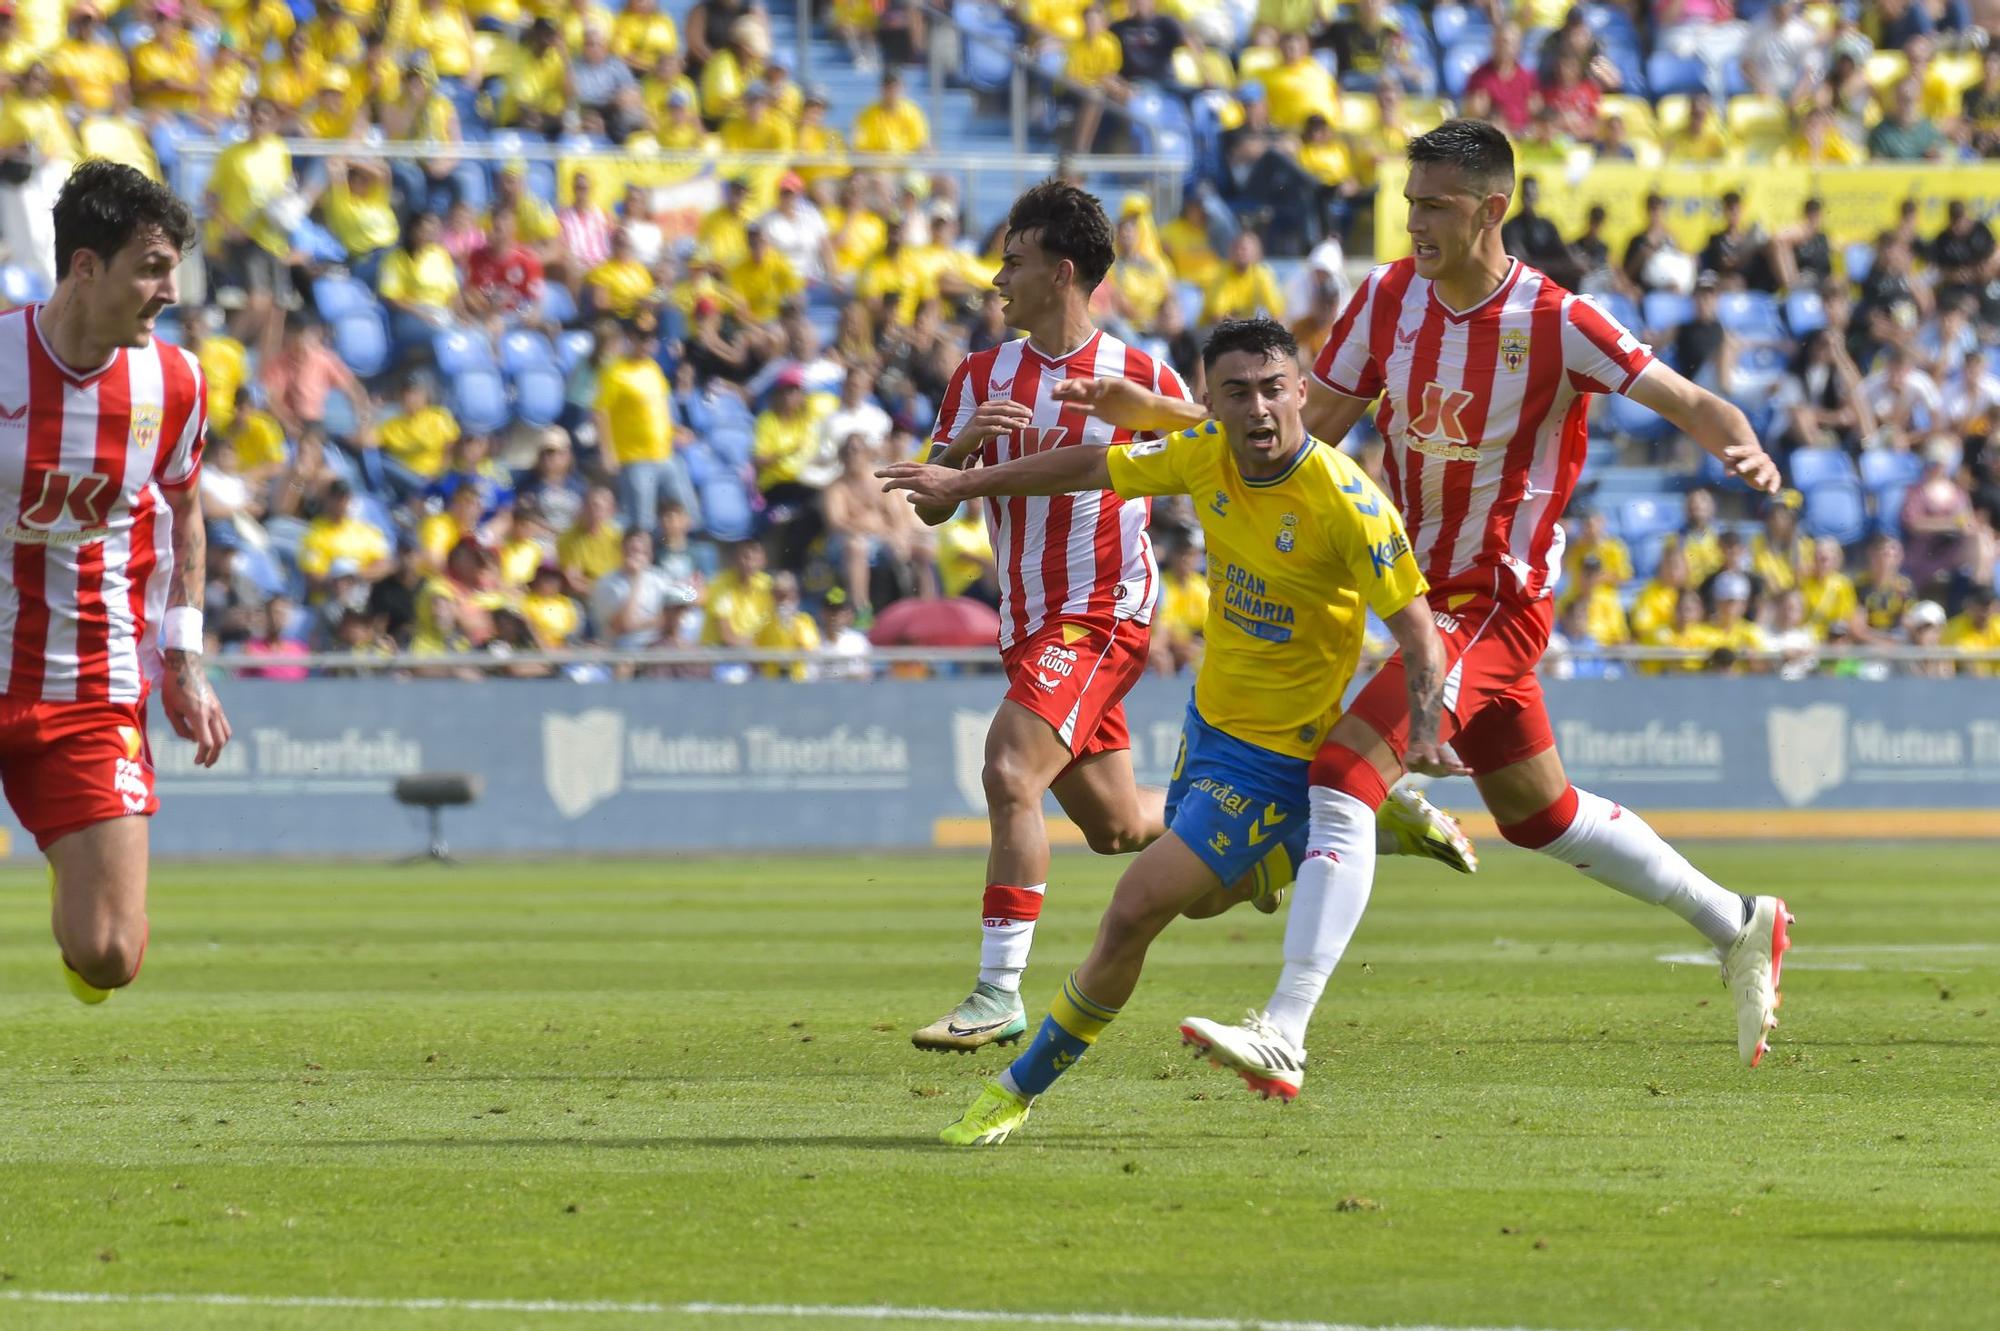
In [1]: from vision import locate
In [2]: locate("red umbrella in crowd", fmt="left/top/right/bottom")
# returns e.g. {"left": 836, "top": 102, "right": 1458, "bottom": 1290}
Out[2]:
{"left": 867, "top": 597, "right": 1001, "bottom": 648}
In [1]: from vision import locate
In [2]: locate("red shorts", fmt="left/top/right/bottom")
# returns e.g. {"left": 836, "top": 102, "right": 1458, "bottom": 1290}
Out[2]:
{"left": 1000, "top": 617, "right": 1150, "bottom": 763}
{"left": 1339, "top": 591, "right": 1557, "bottom": 778}
{"left": 0, "top": 696, "right": 158, "bottom": 850}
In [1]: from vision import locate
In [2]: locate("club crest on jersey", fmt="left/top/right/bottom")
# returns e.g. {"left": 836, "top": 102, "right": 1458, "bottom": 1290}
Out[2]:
{"left": 1500, "top": 329, "right": 1530, "bottom": 371}
{"left": 1276, "top": 511, "right": 1298, "bottom": 553}
{"left": 130, "top": 404, "right": 161, "bottom": 452}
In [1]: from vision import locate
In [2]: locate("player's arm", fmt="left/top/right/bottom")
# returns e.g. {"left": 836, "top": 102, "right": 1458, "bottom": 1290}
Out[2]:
{"left": 1623, "top": 360, "right": 1780, "bottom": 493}
{"left": 1049, "top": 375, "right": 1208, "bottom": 433}
{"left": 1379, "top": 598, "right": 1468, "bottom": 779}
{"left": 1302, "top": 381, "right": 1374, "bottom": 444}
{"left": 880, "top": 444, "right": 1115, "bottom": 508}
{"left": 159, "top": 483, "right": 232, "bottom": 768}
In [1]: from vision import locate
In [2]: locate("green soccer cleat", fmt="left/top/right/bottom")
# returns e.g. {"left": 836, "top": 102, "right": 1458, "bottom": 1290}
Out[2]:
{"left": 910, "top": 981, "right": 1028, "bottom": 1052}
{"left": 1378, "top": 785, "right": 1479, "bottom": 874}
{"left": 939, "top": 1079, "right": 1033, "bottom": 1146}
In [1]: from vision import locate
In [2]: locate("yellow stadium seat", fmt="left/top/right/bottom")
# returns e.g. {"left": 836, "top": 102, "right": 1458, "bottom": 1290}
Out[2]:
{"left": 1934, "top": 51, "right": 1983, "bottom": 99}
{"left": 1727, "top": 94, "right": 1790, "bottom": 157}
{"left": 1339, "top": 91, "right": 1379, "bottom": 134}
{"left": 1404, "top": 98, "right": 1447, "bottom": 131}
{"left": 1656, "top": 94, "right": 1691, "bottom": 138}
{"left": 1866, "top": 50, "right": 1910, "bottom": 95}
{"left": 1600, "top": 94, "right": 1657, "bottom": 143}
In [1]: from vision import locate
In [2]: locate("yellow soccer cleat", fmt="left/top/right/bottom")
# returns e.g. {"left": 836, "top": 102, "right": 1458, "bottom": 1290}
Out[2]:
{"left": 939, "top": 1080, "right": 1032, "bottom": 1147}
{"left": 62, "top": 961, "right": 113, "bottom": 1005}
{"left": 1378, "top": 785, "right": 1479, "bottom": 874}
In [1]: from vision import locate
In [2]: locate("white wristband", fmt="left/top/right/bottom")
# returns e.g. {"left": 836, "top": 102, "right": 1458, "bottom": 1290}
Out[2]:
{"left": 162, "top": 606, "right": 203, "bottom": 653}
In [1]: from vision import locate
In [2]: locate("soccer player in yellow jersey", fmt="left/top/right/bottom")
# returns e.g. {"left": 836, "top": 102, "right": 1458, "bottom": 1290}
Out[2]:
{"left": 882, "top": 318, "right": 1461, "bottom": 1146}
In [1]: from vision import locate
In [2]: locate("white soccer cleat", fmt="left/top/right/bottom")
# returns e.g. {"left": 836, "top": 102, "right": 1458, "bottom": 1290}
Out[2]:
{"left": 1178, "top": 1010, "right": 1306, "bottom": 1102}
{"left": 1378, "top": 784, "right": 1479, "bottom": 874}
{"left": 1722, "top": 895, "right": 1793, "bottom": 1068}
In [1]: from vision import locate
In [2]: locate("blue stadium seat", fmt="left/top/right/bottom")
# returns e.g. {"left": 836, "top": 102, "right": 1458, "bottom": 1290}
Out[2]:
{"left": 1431, "top": 4, "right": 1489, "bottom": 48}
{"left": 512, "top": 364, "right": 566, "bottom": 427}
{"left": 1607, "top": 390, "right": 1671, "bottom": 442}
{"left": 957, "top": 1, "right": 1015, "bottom": 93}
{"left": 236, "top": 543, "right": 291, "bottom": 599}
{"left": 1804, "top": 481, "right": 1868, "bottom": 544}
{"left": 1731, "top": 343, "right": 1790, "bottom": 395}
{"left": 1789, "top": 447, "right": 1858, "bottom": 491}
{"left": 1870, "top": 485, "right": 1909, "bottom": 539}
{"left": 1720, "top": 59, "right": 1753, "bottom": 99}
{"left": 0, "top": 264, "right": 46, "bottom": 307}
{"left": 710, "top": 424, "right": 754, "bottom": 467}
{"left": 1582, "top": 3, "right": 1638, "bottom": 44}
{"left": 1859, "top": 448, "right": 1923, "bottom": 493}
{"left": 1630, "top": 529, "right": 1669, "bottom": 580}
{"left": 558, "top": 328, "right": 595, "bottom": 373}
{"left": 1618, "top": 496, "right": 1683, "bottom": 543}
{"left": 1784, "top": 290, "right": 1826, "bottom": 337}
{"left": 332, "top": 309, "right": 391, "bottom": 378}
{"left": 1844, "top": 242, "right": 1874, "bottom": 283}
{"left": 1646, "top": 51, "right": 1712, "bottom": 98}
{"left": 539, "top": 281, "right": 578, "bottom": 327}
{"left": 1642, "top": 290, "right": 1695, "bottom": 333}
{"left": 1442, "top": 44, "right": 1487, "bottom": 98}
{"left": 1176, "top": 281, "right": 1204, "bottom": 330}
{"left": 699, "top": 478, "right": 755, "bottom": 542}
{"left": 681, "top": 441, "right": 720, "bottom": 488}
{"left": 1716, "top": 291, "right": 1785, "bottom": 342}
{"left": 433, "top": 326, "right": 495, "bottom": 375}
{"left": 1591, "top": 290, "right": 1641, "bottom": 335}
{"left": 312, "top": 274, "right": 373, "bottom": 320}
{"left": 500, "top": 328, "right": 554, "bottom": 376}
{"left": 1600, "top": 43, "right": 1647, "bottom": 97}
{"left": 450, "top": 367, "right": 511, "bottom": 434}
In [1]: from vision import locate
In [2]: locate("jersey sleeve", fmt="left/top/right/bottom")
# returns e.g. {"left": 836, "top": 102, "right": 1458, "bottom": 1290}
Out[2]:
{"left": 1129, "top": 353, "right": 1194, "bottom": 444}
{"left": 159, "top": 351, "right": 207, "bottom": 490}
{"left": 1105, "top": 422, "right": 1201, "bottom": 499}
{"left": 929, "top": 354, "right": 980, "bottom": 450}
{"left": 1327, "top": 459, "right": 1427, "bottom": 620}
{"left": 1561, "top": 293, "right": 1655, "bottom": 394}
{"left": 1312, "top": 266, "right": 1387, "bottom": 400}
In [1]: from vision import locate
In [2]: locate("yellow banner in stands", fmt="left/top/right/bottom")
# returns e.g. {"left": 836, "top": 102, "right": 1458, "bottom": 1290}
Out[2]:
{"left": 1373, "top": 162, "right": 2000, "bottom": 273}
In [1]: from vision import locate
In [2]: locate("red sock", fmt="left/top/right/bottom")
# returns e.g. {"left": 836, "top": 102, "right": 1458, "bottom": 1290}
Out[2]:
{"left": 1306, "top": 743, "right": 1390, "bottom": 809}
{"left": 1497, "top": 786, "right": 1581, "bottom": 849}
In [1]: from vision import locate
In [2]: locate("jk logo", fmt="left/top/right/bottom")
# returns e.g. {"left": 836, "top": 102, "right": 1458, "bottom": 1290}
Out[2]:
{"left": 1410, "top": 381, "right": 1476, "bottom": 447}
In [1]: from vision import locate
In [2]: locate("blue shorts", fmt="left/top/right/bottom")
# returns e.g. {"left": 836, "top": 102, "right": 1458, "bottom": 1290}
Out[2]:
{"left": 1162, "top": 703, "right": 1313, "bottom": 886}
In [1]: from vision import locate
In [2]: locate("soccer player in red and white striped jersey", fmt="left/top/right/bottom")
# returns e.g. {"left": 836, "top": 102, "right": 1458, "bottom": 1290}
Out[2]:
{"left": 1057, "top": 122, "right": 1797, "bottom": 1075}
{"left": 2, "top": 161, "right": 231, "bottom": 1004}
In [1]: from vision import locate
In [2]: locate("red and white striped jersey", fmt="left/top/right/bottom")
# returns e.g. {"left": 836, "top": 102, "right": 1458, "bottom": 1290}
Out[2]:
{"left": 1314, "top": 258, "right": 1652, "bottom": 603}
{"left": 0, "top": 305, "right": 206, "bottom": 703}
{"left": 931, "top": 330, "right": 1190, "bottom": 650}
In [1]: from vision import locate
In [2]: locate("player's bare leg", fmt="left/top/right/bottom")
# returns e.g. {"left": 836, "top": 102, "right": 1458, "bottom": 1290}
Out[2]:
{"left": 47, "top": 816, "right": 150, "bottom": 1003}
{"left": 1475, "top": 746, "right": 1789, "bottom": 1067}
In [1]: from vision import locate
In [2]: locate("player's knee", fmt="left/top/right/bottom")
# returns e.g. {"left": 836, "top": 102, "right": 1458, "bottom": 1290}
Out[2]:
{"left": 982, "top": 750, "right": 1044, "bottom": 812}
{"left": 1080, "top": 817, "right": 1148, "bottom": 857}
{"left": 1098, "top": 888, "right": 1174, "bottom": 953}
{"left": 67, "top": 921, "right": 147, "bottom": 990}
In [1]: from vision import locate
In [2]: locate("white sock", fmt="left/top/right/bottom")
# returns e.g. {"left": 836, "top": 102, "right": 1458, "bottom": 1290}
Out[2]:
{"left": 1264, "top": 787, "right": 1378, "bottom": 1047}
{"left": 1538, "top": 789, "right": 1747, "bottom": 953}
{"left": 977, "top": 882, "right": 1046, "bottom": 994}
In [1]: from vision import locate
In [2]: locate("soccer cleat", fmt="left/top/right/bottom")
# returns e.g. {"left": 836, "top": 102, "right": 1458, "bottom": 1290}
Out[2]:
{"left": 1722, "top": 895, "right": 1793, "bottom": 1068}
{"left": 939, "top": 1080, "right": 1032, "bottom": 1146}
{"left": 1378, "top": 785, "right": 1479, "bottom": 874}
{"left": 1178, "top": 1009, "right": 1307, "bottom": 1102}
{"left": 62, "top": 960, "right": 113, "bottom": 1005}
{"left": 911, "top": 981, "right": 1028, "bottom": 1052}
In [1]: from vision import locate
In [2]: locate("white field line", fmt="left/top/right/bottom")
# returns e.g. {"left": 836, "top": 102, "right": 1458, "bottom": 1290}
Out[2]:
{"left": 0, "top": 1289, "right": 1579, "bottom": 1331}
{"left": 1656, "top": 942, "right": 1997, "bottom": 972}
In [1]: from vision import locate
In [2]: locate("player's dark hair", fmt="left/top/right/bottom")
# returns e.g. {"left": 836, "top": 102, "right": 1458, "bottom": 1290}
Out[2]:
{"left": 52, "top": 159, "right": 196, "bottom": 281}
{"left": 1004, "top": 180, "right": 1115, "bottom": 291}
{"left": 1406, "top": 119, "right": 1516, "bottom": 195}
{"left": 1201, "top": 317, "right": 1299, "bottom": 372}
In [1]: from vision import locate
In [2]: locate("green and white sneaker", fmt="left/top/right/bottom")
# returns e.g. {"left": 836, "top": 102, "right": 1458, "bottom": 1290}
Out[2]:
{"left": 911, "top": 981, "right": 1028, "bottom": 1052}
{"left": 939, "top": 1080, "right": 1033, "bottom": 1146}
{"left": 1378, "top": 784, "right": 1479, "bottom": 874}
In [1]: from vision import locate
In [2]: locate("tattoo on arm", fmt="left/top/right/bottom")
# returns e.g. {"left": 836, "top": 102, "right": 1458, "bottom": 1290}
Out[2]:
{"left": 1404, "top": 654, "right": 1444, "bottom": 749}
{"left": 170, "top": 501, "right": 205, "bottom": 609}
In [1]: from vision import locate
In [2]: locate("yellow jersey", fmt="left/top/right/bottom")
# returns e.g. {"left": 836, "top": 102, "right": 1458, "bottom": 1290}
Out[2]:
{"left": 852, "top": 99, "right": 929, "bottom": 154}
{"left": 1201, "top": 263, "right": 1284, "bottom": 324}
{"left": 596, "top": 357, "right": 675, "bottom": 465}
{"left": 1942, "top": 613, "right": 2000, "bottom": 677}
{"left": 378, "top": 404, "right": 461, "bottom": 479}
{"left": 1106, "top": 424, "right": 1426, "bottom": 758}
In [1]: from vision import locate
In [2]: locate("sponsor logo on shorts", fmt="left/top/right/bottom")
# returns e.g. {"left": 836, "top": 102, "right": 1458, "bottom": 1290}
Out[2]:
{"left": 1033, "top": 671, "right": 1062, "bottom": 692}
{"left": 1191, "top": 776, "right": 1252, "bottom": 816}
{"left": 1036, "top": 643, "right": 1079, "bottom": 679}
{"left": 1207, "top": 830, "right": 1232, "bottom": 856}
{"left": 113, "top": 757, "right": 149, "bottom": 813}
{"left": 1433, "top": 611, "right": 1461, "bottom": 634}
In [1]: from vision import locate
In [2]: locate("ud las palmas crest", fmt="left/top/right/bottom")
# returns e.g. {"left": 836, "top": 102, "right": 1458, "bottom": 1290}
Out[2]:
{"left": 543, "top": 708, "right": 625, "bottom": 819}
{"left": 129, "top": 404, "right": 161, "bottom": 451}
{"left": 1766, "top": 703, "right": 1847, "bottom": 808}
{"left": 1499, "top": 329, "right": 1530, "bottom": 372}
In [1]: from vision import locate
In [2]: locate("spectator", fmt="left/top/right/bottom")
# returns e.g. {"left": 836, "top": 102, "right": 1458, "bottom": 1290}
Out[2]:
{"left": 221, "top": 387, "right": 288, "bottom": 491}
{"left": 820, "top": 366, "right": 893, "bottom": 463}
{"left": 853, "top": 70, "right": 929, "bottom": 154}
{"left": 204, "top": 96, "right": 295, "bottom": 345}
{"left": 1763, "top": 587, "right": 1820, "bottom": 678}
{"left": 240, "top": 595, "right": 310, "bottom": 680}
{"left": 1674, "top": 277, "right": 1736, "bottom": 396}
{"left": 1699, "top": 192, "right": 1767, "bottom": 290}
{"left": 592, "top": 528, "right": 687, "bottom": 648}
{"left": 1709, "top": 572, "right": 1768, "bottom": 665}
{"left": 438, "top": 200, "right": 488, "bottom": 271}
{"left": 1465, "top": 26, "right": 1538, "bottom": 134}
{"left": 755, "top": 571, "right": 824, "bottom": 679}
{"left": 317, "top": 157, "right": 398, "bottom": 283}
{"left": 1539, "top": 52, "right": 1601, "bottom": 146}
{"left": 1644, "top": 588, "right": 1725, "bottom": 674}
{"left": 520, "top": 428, "right": 586, "bottom": 534}
{"left": 823, "top": 436, "right": 931, "bottom": 612}
{"left": 1666, "top": 91, "right": 1734, "bottom": 164}
{"left": 262, "top": 316, "right": 370, "bottom": 442}
{"left": 583, "top": 228, "right": 657, "bottom": 322}
{"left": 419, "top": 484, "right": 492, "bottom": 570}
{"left": 1782, "top": 103, "right": 1865, "bottom": 167}
{"left": 1630, "top": 544, "right": 1692, "bottom": 639}
{"left": 762, "top": 173, "right": 834, "bottom": 284}
{"left": 1901, "top": 436, "right": 1973, "bottom": 588}
{"left": 1753, "top": 494, "right": 1811, "bottom": 595}
{"left": 1161, "top": 191, "right": 1222, "bottom": 288}
{"left": 522, "top": 564, "right": 582, "bottom": 648}
{"left": 559, "top": 172, "right": 615, "bottom": 274}
{"left": 1112, "top": 0, "right": 1184, "bottom": 86}
{"left": 1321, "top": 0, "right": 1393, "bottom": 91}
{"left": 1741, "top": 0, "right": 1825, "bottom": 99}
{"left": 466, "top": 210, "right": 546, "bottom": 322}
{"left": 1901, "top": 600, "right": 1953, "bottom": 677}
{"left": 1853, "top": 533, "right": 1916, "bottom": 643}
{"left": 1942, "top": 586, "right": 2000, "bottom": 674}
{"left": 656, "top": 499, "right": 721, "bottom": 588}
{"left": 755, "top": 368, "right": 832, "bottom": 567}
{"left": 370, "top": 372, "right": 461, "bottom": 501}
{"left": 559, "top": 484, "right": 625, "bottom": 590}
{"left": 1860, "top": 348, "right": 1944, "bottom": 452}
{"left": 1258, "top": 31, "right": 1336, "bottom": 134}
{"left": 415, "top": 540, "right": 506, "bottom": 655}
{"left": 574, "top": 24, "right": 638, "bottom": 131}
{"left": 1775, "top": 330, "right": 1875, "bottom": 454}
{"left": 1928, "top": 201, "right": 1998, "bottom": 315}
{"left": 378, "top": 211, "right": 465, "bottom": 343}
{"left": 701, "top": 539, "right": 776, "bottom": 647}
{"left": 297, "top": 480, "right": 395, "bottom": 595}
{"left": 1501, "top": 176, "right": 1578, "bottom": 290}
{"left": 1801, "top": 536, "right": 1859, "bottom": 637}
{"left": 730, "top": 223, "right": 804, "bottom": 324}
{"left": 1870, "top": 78, "right": 1949, "bottom": 160}
{"left": 1767, "top": 199, "right": 1833, "bottom": 292}
{"left": 594, "top": 321, "right": 692, "bottom": 535}
{"left": 428, "top": 433, "right": 516, "bottom": 516}
{"left": 1623, "top": 193, "right": 1693, "bottom": 296}
{"left": 1065, "top": 5, "right": 1125, "bottom": 155}
{"left": 1201, "top": 231, "right": 1283, "bottom": 324}
{"left": 1674, "top": 487, "right": 1725, "bottom": 585}
{"left": 817, "top": 588, "right": 871, "bottom": 676}
{"left": 268, "top": 423, "right": 341, "bottom": 520}
{"left": 1565, "top": 554, "right": 1632, "bottom": 648}
{"left": 1962, "top": 47, "right": 2000, "bottom": 158}
{"left": 619, "top": 183, "right": 667, "bottom": 267}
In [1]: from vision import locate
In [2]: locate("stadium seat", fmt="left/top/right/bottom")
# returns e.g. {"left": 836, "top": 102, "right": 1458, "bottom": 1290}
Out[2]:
{"left": 433, "top": 326, "right": 495, "bottom": 375}
{"left": 450, "top": 367, "right": 511, "bottom": 434}
{"left": 1934, "top": 51, "right": 1984, "bottom": 100}
{"left": 1843, "top": 243, "right": 1874, "bottom": 284}
{"left": 512, "top": 364, "right": 566, "bottom": 427}
{"left": 1716, "top": 291, "right": 1785, "bottom": 343}
{"left": 1788, "top": 447, "right": 1858, "bottom": 493}
{"left": 557, "top": 328, "right": 595, "bottom": 373}
{"left": 1731, "top": 343, "right": 1790, "bottom": 395}
{"left": 699, "top": 478, "right": 755, "bottom": 542}
{"left": 1803, "top": 481, "right": 1868, "bottom": 545}
{"left": 1870, "top": 485, "right": 1909, "bottom": 539}
{"left": 1442, "top": 44, "right": 1487, "bottom": 99}
{"left": 680, "top": 441, "right": 719, "bottom": 489}
{"left": 1646, "top": 51, "right": 1711, "bottom": 99}
{"left": 1339, "top": 92, "right": 1380, "bottom": 133}
{"left": 1865, "top": 50, "right": 1910, "bottom": 96}
{"left": 1654, "top": 93, "right": 1692, "bottom": 137}
{"left": 709, "top": 424, "right": 755, "bottom": 468}
{"left": 312, "top": 274, "right": 373, "bottom": 320}
{"left": 1618, "top": 496, "right": 1683, "bottom": 544}
{"left": 1784, "top": 290, "right": 1827, "bottom": 337}
{"left": 1599, "top": 95, "right": 1658, "bottom": 144}
{"left": 1600, "top": 42, "right": 1647, "bottom": 98}
{"left": 0, "top": 264, "right": 47, "bottom": 308}
{"left": 1430, "top": 5, "right": 1489, "bottom": 49}
{"left": 1859, "top": 448, "right": 1924, "bottom": 494}
{"left": 1724, "top": 95, "right": 1788, "bottom": 157}
{"left": 1590, "top": 291, "right": 1641, "bottom": 335}
{"left": 1581, "top": 2, "right": 1638, "bottom": 45}
{"left": 1607, "top": 391, "right": 1672, "bottom": 444}
{"left": 538, "top": 281, "right": 577, "bottom": 326}
{"left": 1642, "top": 290, "right": 1695, "bottom": 334}
{"left": 332, "top": 310, "right": 391, "bottom": 379}
{"left": 499, "top": 328, "right": 554, "bottom": 376}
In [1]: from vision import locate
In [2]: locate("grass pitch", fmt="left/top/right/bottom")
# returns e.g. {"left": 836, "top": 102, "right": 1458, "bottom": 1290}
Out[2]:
{"left": 0, "top": 844, "right": 1996, "bottom": 1330}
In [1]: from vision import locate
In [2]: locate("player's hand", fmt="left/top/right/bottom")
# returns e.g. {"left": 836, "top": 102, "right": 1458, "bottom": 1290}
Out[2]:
{"left": 1051, "top": 375, "right": 1151, "bottom": 427}
{"left": 878, "top": 462, "right": 970, "bottom": 509}
{"left": 1725, "top": 441, "right": 1782, "bottom": 494}
{"left": 1403, "top": 740, "right": 1471, "bottom": 780}
{"left": 960, "top": 397, "right": 1035, "bottom": 449}
{"left": 161, "top": 649, "right": 232, "bottom": 769}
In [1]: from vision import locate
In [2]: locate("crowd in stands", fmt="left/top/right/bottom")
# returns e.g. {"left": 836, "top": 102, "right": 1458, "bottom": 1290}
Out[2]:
{"left": 0, "top": 0, "right": 1995, "bottom": 680}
